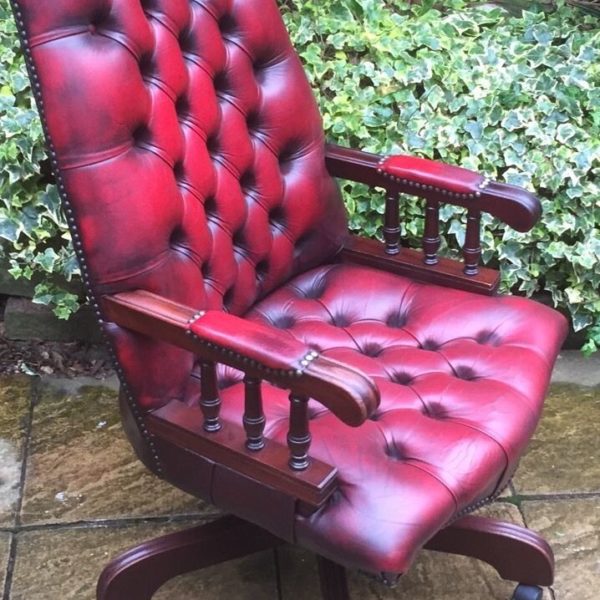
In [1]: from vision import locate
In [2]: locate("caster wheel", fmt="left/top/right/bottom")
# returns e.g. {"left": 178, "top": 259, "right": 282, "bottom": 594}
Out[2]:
{"left": 512, "top": 584, "right": 543, "bottom": 600}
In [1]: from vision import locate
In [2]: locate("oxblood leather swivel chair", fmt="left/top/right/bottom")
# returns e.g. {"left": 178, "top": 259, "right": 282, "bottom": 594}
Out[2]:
{"left": 11, "top": 1, "right": 568, "bottom": 599}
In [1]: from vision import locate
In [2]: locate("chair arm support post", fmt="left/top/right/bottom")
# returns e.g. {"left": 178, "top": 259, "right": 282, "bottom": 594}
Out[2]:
{"left": 423, "top": 199, "right": 440, "bottom": 265}
{"left": 200, "top": 361, "right": 221, "bottom": 433}
{"left": 243, "top": 375, "right": 266, "bottom": 451}
{"left": 288, "top": 393, "right": 311, "bottom": 471}
{"left": 383, "top": 190, "right": 401, "bottom": 255}
{"left": 463, "top": 208, "right": 482, "bottom": 275}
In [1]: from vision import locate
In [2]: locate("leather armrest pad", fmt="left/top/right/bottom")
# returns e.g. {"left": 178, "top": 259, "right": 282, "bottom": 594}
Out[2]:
{"left": 378, "top": 155, "right": 488, "bottom": 197}
{"left": 189, "top": 311, "right": 315, "bottom": 374}
{"left": 103, "top": 290, "right": 380, "bottom": 425}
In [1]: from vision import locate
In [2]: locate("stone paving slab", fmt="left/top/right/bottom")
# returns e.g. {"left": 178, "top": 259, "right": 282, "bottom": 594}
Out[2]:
{"left": 20, "top": 382, "right": 213, "bottom": 525}
{"left": 551, "top": 351, "right": 600, "bottom": 387}
{"left": 522, "top": 498, "right": 600, "bottom": 600}
{"left": 279, "top": 503, "right": 553, "bottom": 599}
{"left": 514, "top": 384, "right": 600, "bottom": 495}
{"left": 0, "top": 532, "right": 11, "bottom": 599}
{"left": 2, "top": 351, "right": 598, "bottom": 598}
{"left": 0, "top": 376, "right": 30, "bottom": 527}
{"left": 9, "top": 521, "right": 278, "bottom": 600}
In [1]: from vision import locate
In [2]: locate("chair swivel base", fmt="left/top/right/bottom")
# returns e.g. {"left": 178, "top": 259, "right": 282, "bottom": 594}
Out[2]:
{"left": 97, "top": 514, "right": 553, "bottom": 600}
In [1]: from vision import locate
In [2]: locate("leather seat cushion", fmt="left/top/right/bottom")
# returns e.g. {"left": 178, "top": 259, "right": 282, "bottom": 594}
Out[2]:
{"left": 215, "top": 263, "right": 567, "bottom": 574}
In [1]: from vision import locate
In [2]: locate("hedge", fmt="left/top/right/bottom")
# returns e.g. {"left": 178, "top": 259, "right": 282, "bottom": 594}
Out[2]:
{"left": 1, "top": 0, "right": 599, "bottom": 351}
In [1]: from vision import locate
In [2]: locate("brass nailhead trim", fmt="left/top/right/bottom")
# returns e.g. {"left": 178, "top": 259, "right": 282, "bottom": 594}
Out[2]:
{"left": 10, "top": 0, "right": 163, "bottom": 473}
{"left": 188, "top": 313, "right": 319, "bottom": 378}
{"left": 377, "top": 157, "right": 490, "bottom": 200}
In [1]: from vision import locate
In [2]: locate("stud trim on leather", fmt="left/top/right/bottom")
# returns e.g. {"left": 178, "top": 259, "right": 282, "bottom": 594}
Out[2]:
{"left": 377, "top": 155, "right": 491, "bottom": 199}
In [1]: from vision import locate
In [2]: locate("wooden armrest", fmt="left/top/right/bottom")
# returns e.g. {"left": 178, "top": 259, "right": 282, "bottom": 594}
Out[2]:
{"left": 325, "top": 143, "right": 541, "bottom": 232}
{"left": 341, "top": 235, "right": 500, "bottom": 295}
{"left": 102, "top": 290, "right": 380, "bottom": 427}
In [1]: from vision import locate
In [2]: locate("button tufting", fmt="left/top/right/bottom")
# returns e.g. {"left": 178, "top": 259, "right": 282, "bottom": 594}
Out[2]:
{"left": 178, "top": 27, "right": 193, "bottom": 53}
{"left": 386, "top": 310, "right": 408, "bottom": 328}
{"left": 385, "top": 441, "right": 406, "bottom": 462}
{"left": 255, "top": 259, "right": 269, "bottom": 279}
{"left": 278, "top": 142, "right": 302, "bottom": 172}
{"left": 240, "top": 172, "right": 256, "bottom": 194}
{"left": 246, "top": 111, "right": 260, "bottom": 133}
{"left": 232, "top": 228, "right": 246, "bottom": 249}
{"left": 201, "top": 262, "right": 211, "bottom": 278}
{"left": 138, "top": 50, "right": 154, "bottom": 75}
{"left": 175, "top": 95, "right": 189, "bottom": 117}
{"left": 454, "top": 366, "right": 478, "bottom": 381}
{"left": 204, "top": 196, "right": 217, "bottom": 217}
{"left": 390, "top": 371, "right": 414, "bottom": 385}
{"left": 222, "top": 287, "right": 235, "bottom": 310}
{"left": 206, "top": 135, "right": 220, "bottom": 157}
{"left": 169, "top": 227, "right": 185, "bottom": 248}
{"left": 272, "top": 315, "right": 296, "bottom": 329}
{"left": 218, "top": 14, "right": 237, "bottom": 35}
{"left": 421, "top": 339, "right": 440, "bottom": 351}
{"left": 268, "top": 206, "right": 286, "bottom": 228}
{"left": 132, "top": 125, "right": 150, "bottom": 146}
{"left": 173, "top": 161, "right": 185, "bottom": 181}
{"left": 331, "top": 314, "right": 351, "bottom": 327}
{"left": 360, "top": 343, "right": 383, "bottom": 358}
{"left": 476, "top": 330, "right": 501, "bottom": 346}
{"left": 426, "top": 402, "right": 448, "bottom": 420}
{"left": 213, "top": 71, "right": 230, "bottom": 94}
{"left": 252, "top": 60, "right": 268, "bottom": 82}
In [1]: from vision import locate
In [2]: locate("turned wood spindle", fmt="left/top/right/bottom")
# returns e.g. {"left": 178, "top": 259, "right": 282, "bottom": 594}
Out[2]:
{"left": 287, "top": 393, "right": 311, "bottom": 471}
{"left": 423, "top": 199, "right": 440, "bottom": 265}
{"left": 200, "top": 361, "right": 221, "bottom": 432}
{"left": 463, "top": 208, "right": 482, "bottom": 276}
{"left": 243, "top": 376, "right": 265, "bottom": 451}
{"left": 383, "top": 190, "right": 401, "bottom": 255}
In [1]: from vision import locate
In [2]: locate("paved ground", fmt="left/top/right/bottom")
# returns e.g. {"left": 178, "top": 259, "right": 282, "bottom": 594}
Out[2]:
{"left": 0, "top": 350, "right": 598, "bottom": 599}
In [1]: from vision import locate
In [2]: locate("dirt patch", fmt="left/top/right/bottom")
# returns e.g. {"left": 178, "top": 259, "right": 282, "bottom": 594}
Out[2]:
{"left": 0, "top": 333, "right": 113, "bottom": 378}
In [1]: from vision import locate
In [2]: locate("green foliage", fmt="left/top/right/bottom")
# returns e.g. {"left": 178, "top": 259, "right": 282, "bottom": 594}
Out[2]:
{"left": 0, "top": 0, "right": 79, "bottom": 317}
{"left": 0, "top": 0, "right": 598, "bottom": 351}
{"left": 282, "top": 0, "right": 600, "bottom": 352}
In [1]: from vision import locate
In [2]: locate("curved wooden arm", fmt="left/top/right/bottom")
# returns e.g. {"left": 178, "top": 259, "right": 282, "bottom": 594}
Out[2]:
{"left": 102, "top": 290, "right": 380, "bottom": 427}
{"left": 325, "top": 143, "right": 541, "bottom": 232}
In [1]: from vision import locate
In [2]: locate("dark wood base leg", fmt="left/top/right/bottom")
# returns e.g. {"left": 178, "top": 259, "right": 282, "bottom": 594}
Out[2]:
{"left": 424, "top": 515, "right": 554, "bottom": 587}
{"left": 97, "top": 515, "right": 283, "bottom": 600}
{"left": 317, "top": 555, "right": 350, "bottom": 600}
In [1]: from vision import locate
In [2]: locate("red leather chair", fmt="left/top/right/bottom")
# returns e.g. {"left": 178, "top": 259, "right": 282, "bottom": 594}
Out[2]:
{"left": 11, "top": 1, "right": 567, "bottom": 599}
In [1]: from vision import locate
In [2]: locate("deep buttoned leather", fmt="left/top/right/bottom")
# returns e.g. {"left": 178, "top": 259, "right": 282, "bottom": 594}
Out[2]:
{"left": 210, "top": 264, "right": 567, "bottom": 573}
{"left": 23, "top": 0, "right": 347, "bottom": 411}
{"left": 14, "top": 0, "right": 568, "bottom": 578}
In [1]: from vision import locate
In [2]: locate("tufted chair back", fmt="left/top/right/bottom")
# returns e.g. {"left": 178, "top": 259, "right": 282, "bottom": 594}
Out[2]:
{"left": 21, "top": 0, "right": 348, "bottom": 417}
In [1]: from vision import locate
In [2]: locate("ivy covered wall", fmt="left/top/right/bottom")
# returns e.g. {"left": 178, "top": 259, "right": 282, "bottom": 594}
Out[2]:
{"left": 1, "top": 0, "right": 599, "bottom": 350}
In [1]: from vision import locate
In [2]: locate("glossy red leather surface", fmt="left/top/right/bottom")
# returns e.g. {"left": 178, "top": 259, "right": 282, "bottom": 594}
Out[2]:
{"left": 19, "top": 0, "right": 347, "bottom": 410}
{"left": 213, "top": 264, "right": 567, "bottom": 573}
{"left": 14, "top": 0, "right": 568, "bottom": 579}
{"left": 189, "top": 310, "right": 312, "bottom": 372}
{"left": 380, "top": 155, "right": 486, "bottom": 195}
